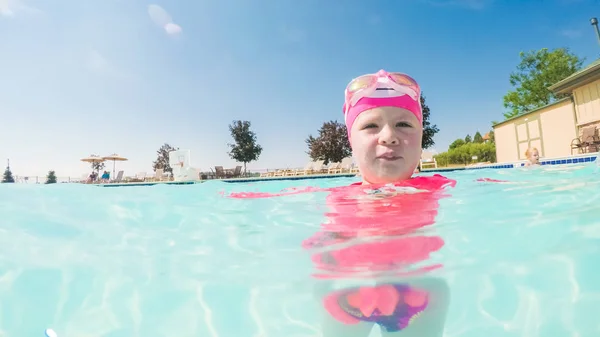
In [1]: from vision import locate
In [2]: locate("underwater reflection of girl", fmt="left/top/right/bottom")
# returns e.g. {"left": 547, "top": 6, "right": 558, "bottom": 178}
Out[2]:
{"left": 305, "top": 176, "right": 453, "bottom": 337}
{"left": 230, "top": 175, "right": 454, "bottom": 336}
{"left": 304, "top": 176, "right": 451, "bottom": 278}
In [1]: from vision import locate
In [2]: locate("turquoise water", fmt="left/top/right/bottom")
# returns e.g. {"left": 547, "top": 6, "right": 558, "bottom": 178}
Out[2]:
{"left": 1, "top": 163, "right": 600, "bottom": 337}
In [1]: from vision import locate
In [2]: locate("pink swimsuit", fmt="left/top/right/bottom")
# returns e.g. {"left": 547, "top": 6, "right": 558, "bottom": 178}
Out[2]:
{"left": 229, "top": 174, "right": 456, "bottom": 332}
{"left": 305, "top": 174, "right": 456, "bottom": 332}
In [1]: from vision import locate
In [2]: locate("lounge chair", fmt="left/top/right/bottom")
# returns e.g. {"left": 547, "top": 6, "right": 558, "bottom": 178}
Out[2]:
{"left": 327, "top": 161, "right": 343, "bottom": 174}
{"left": 339, "top": 157, "right": 354, "bottom": 173}
{"left": 286, "top": 162, "right": 315, "bottom": 176}
{"left": 273, "top": 169, "right": 288, "bottom": 177}
{"left": 214, "top": 166, "right": 227, "bottom": 179}
{"left": 571, "top": 126, "right": 600, "bottom": 155}
{"left": 420, "top": 151, "right": 437, "bottom": 169}
{"left": 133, "top": 172, "right": 147, "bottom": 182}
{"left": 112, "top": 170, "right": 124, "bottom": 183}
{"left": 232, "top": 165, "right": 242, "bottom": 178}
{"left": 260, "top": 171, "right": 274, "bottom": 177}
{"left": 311, "top": 160, "right": 326, "bottom": 174}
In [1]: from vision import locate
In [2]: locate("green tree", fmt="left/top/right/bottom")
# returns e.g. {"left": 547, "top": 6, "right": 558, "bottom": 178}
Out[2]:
{"left": 473, "top": 131, "right": 483, "bottom": 143}
{"left": 306, "top": 120, "right": 351, "bottom": 165}
{"left": 488, "top": 130, "right": 495, "bottom": 144}
{"left": 2, "top": 165, "right": 14, "bottom": 183}
{"left": 46, "top": 170, "right": 57, "bottom": 184}
{"left": 434, "top": 142, "right": 496, "bottom": 166}
{"left": 464, "top": 134, "right": 472, "bottom": 143}
{"left": 420, "top": 94, "right": 439, "bottom": 149}
{"left": 152, "top": 143, "right": 179, "bottom": 177}
{"left": 503, "top": 47, "right": 584, "bottom": 119}
{"left": 449, "top": 138, "right": 466, "bottom": 150}
{"left": 227, "top": 120, "right": 263, "bottom": 175}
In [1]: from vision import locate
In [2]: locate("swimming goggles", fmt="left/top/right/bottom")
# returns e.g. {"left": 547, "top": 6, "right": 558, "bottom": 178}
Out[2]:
{"left": 343, "top": 70, "right": 421, "bottom": 115}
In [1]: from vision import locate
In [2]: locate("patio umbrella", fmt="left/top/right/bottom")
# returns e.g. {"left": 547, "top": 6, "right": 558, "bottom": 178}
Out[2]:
{"left": 102, "top": 153, "right": 128, "bottom": 178}
{"left": 81, "top": 155, "right": 106, "bottom": 174}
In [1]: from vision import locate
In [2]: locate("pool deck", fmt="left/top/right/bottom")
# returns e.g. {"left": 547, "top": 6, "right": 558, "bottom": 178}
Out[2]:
{"left": 97, "top": 180, "right": 203, "bottom": 187}
{"left": 95, "top": 173, "right": 358, "bottom": 187}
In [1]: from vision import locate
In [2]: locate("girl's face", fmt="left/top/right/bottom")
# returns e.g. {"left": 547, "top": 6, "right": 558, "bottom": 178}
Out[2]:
{"left": 528, "top": 150, "right": 540, "bottom": 163}
{"left": 350, "top": 106, "right": 423, "bottom": 185}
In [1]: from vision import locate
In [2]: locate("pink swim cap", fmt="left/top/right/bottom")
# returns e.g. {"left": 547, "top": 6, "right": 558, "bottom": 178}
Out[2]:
{"left": 343, "top": 70, "right": 422, "bottom": 139}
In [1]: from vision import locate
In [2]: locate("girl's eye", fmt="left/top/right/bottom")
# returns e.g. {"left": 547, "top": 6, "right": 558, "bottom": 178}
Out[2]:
{"left": 362, "top": 123, "right": 378, "bottom": 129}
{"left": 396, "top": 121, "right": 412, "bottom": 127}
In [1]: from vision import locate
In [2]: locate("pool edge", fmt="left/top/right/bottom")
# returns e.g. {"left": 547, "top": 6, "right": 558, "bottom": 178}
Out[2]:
{"left": 422, "top": 152, "right": 598, "bottom": 173}
{"left": 95, "top": 173, "right": 358, "bottom": 187}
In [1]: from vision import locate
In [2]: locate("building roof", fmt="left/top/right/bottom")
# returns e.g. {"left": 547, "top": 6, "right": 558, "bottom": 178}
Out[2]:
{"left": 548, "top": 58, "right": 600, "bottom": 94}
{"left": 482, "top": 132, "right": 490, "bottom": 140}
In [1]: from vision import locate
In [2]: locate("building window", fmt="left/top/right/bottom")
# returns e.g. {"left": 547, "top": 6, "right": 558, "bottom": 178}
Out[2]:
{"left": 515, "top": 117, "right": 544, "bottom": 160}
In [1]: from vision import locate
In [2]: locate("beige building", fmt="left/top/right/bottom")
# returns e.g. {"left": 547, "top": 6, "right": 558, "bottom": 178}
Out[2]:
{"left": 493, "top": 59, "right": 600, "bottom": 163}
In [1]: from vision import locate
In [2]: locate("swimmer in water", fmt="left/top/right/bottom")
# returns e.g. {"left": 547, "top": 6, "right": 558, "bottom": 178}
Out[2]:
{"left": 310, "top": 70, "right": 453, "bottom": 337}
{"left": 524, "top": 147, "right": 540, "bottom": 167}
{"left": 229, "top": 70, "right": 455, "bottom": 336}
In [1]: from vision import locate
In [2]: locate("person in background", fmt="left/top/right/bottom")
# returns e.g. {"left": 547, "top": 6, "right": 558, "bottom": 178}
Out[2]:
{"left": 524, "top": 147, "right": 540, "bottom": 167}
{"left": 88, "top": 171, "right": 98, "bottom": 183}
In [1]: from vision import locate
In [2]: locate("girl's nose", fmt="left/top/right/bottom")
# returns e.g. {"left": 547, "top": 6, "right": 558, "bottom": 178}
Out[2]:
{"left": 378, "top": 126, "right": 400, "bottom": 145}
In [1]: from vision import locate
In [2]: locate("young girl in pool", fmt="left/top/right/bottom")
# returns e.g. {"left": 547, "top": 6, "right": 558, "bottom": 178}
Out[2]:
{"left": 308, "top": 70, "right": 454, "bottom": 337}
{"left": 230, "top": 69, "right": 455, "bottom": 336}
{"left": 524, "top": 147, "right": 540, "bottom": 166}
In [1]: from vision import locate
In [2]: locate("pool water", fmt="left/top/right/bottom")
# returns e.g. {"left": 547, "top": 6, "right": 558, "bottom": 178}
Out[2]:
{"left": 1, "top": 163, "right": 599, "bottom": 337}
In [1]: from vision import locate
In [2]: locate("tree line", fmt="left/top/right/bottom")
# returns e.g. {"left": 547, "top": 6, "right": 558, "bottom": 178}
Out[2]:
{"left": 434, "top": 132, "right": 496, "bottom": 166}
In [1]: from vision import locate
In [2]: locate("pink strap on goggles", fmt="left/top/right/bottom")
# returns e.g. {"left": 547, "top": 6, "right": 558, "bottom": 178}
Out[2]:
{"left": 343, "top": 70, "right": 422, "bottom": 138}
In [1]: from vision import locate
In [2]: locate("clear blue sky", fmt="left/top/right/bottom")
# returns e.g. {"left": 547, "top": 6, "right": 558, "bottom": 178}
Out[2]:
{"left": 1, "top": 0, "right": 599, "bottom": 178}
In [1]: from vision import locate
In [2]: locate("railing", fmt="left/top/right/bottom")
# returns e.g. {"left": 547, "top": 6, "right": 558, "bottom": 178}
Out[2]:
{"left": 8, "top": 169, "right": 282, "bottom": 184}
{"left": 11, "top": 176, "right": 81, "bottom": 184}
